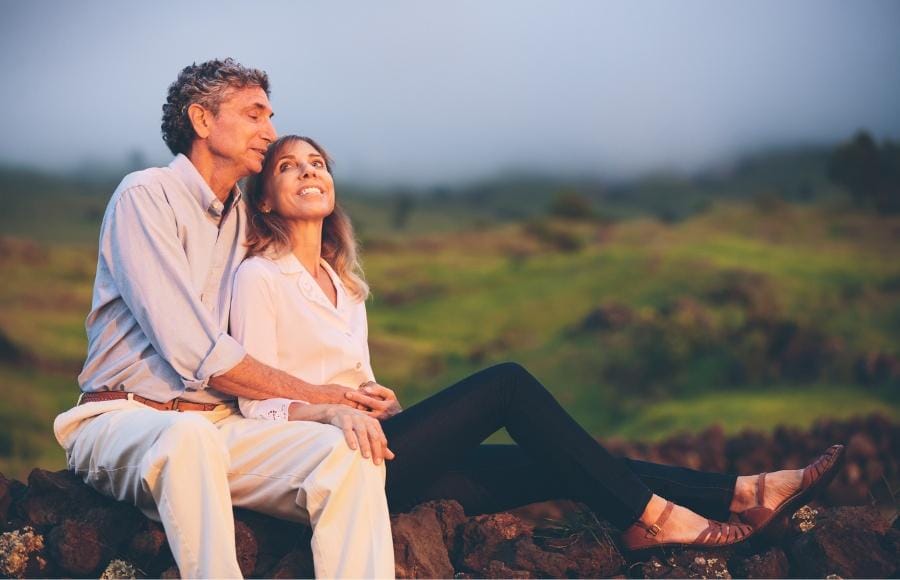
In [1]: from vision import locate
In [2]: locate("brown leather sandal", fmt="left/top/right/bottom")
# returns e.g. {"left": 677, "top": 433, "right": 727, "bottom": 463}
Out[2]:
{"left": 732, "top": 444, "right": 845, "bottom": 537}
{"left": 621, "top": 501, "right": 753, "bottom": 553}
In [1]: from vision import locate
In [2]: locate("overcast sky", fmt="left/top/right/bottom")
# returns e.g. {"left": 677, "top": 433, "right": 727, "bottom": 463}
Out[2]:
{"left": 2, "top": 0, "right": 899, "bottom": 185}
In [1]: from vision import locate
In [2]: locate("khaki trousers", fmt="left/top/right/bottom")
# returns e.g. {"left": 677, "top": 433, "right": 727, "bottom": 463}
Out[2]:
{"left": 54, "top": 399, "right": 395, "bottom": 579}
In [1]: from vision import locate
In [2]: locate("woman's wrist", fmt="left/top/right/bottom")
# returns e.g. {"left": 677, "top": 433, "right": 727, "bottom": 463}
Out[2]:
{"left": 289, "top": 402, "right": 334, "bottom": 422}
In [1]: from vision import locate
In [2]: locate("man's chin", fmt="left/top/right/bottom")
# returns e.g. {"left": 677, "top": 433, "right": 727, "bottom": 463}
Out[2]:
{"left": 244, "top": 159, "right": 264, "bottom": 176}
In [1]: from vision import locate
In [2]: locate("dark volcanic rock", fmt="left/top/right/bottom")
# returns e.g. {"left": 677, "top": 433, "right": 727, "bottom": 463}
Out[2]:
{"left": 732, "top": 547, "right": 790, "bottom": 578}
{"left": 3, "top": 479, "right": 28, "bottom": 532}
{"left": 267, "top": 548, "right": 315, "bottom": 579}
{"left": 19, "top": 469, "right": 102, "bottom": 529}
{"left": 126, "top": 520, "right": 172, "bottom": 576}
{"left": 233, "top": 519, "right": 258, "bottom": 578}
{"left": 789, "top": 506, "right": 897, "bottom": 578}
{"left": 234, "top": 508, "right": 306, "bottom": 577}
{"left": 633, "top": 550, "right": 733, "bottom": 579}
{"left": 458, "top": 510, "right": 626, "bottom": 578}
{"left": 532, "top": 510, "right": 625, "bottom": 578}
{"left": 47, "top": 519, "right": 111, "bottom": 576}
{"left": 46, "top": 503, "right": 142, "bottom": 576}
{"left": 0, "top": 474, "right": 12, "bottom": 526}
{"left": 458, "top": 512, "right": 534, "bottom": 576}
{"left": 85, "top": 503, "right": 144, "bottom": 547}
{"left": 391, "top": 500, "right": 459, "bottom": 578}
{"left": 1, "top": 414, "right": 898, "bottom": 578}
{"left": 58, "top": 504, "right": 142, "bottom": 575}
{"left": 428, "top": 499, "right": 467, "bottom": 556}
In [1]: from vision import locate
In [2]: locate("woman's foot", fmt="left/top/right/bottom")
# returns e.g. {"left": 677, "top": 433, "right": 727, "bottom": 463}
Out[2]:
{"left": 621, "top": 495, "right": 752, "bottom": 552}
{"left": 730, "top": 469, "right": 803, "bottom": 514}
{"left": 728, "top": 445, "right": 845, "bottom": 531}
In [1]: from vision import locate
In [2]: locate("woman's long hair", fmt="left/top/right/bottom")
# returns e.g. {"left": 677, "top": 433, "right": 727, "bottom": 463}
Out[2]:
{"left": 244, "top": 135, "right": 370, "bottom": 301}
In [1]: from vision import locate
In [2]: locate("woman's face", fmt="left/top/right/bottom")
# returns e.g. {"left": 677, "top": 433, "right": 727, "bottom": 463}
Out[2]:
{"left": 263, "top": 139, "right": 335, "bottom": 222}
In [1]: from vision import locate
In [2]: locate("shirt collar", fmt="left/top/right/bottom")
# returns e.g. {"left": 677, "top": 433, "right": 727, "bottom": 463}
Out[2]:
{"left": 169, "top": 154, "right": 243, "bottom": 218}
{"left": 271, "top": 251, "right": 304, "bottom": 275}
{"left": 269, "top": 251, "right": 345, "bottom": 288}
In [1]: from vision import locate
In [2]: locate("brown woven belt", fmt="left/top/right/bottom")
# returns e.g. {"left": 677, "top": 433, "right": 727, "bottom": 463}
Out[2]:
{"left": 79, "top": 391, "right": 221, "bottom": 412}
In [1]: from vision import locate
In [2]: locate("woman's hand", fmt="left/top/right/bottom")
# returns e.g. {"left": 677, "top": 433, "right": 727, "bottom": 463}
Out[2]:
{"left": 345, "top": 383, "right": 403, "bottom": 420}
{"left": 289, "top": 403, "right": 395, "bottom": 465}
{"left": 328, "top": 405, "right": 395, "bottom": 465}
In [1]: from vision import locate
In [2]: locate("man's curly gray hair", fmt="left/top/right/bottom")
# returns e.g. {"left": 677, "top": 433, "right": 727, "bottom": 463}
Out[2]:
{"left": 161, "top": 58, "right": 270, "bottom": 156}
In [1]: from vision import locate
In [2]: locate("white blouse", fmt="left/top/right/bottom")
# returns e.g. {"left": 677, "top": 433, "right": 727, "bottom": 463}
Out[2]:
{"left": 229, "top": 253, "right": 374, "bottom": 421}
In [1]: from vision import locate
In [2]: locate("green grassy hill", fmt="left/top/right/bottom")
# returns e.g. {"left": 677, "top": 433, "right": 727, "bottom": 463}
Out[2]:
{"left": 2, "top": 194, "right": 898, "bottom": 479}
{"left": 2, "top": 143, "right": 898, "bottom": 480}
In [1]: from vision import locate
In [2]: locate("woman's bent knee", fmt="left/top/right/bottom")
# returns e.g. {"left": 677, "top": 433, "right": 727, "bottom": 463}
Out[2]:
{"left": 491, "top": 361, "right": 530, "bottom": 379}
{"left": 485, "top": 361, "right": 543, "bottom": 393}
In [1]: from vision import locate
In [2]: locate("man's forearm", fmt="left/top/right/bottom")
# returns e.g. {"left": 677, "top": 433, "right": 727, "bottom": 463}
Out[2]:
{"left": 210, "top": 355, "right": 353, "bottom": 404}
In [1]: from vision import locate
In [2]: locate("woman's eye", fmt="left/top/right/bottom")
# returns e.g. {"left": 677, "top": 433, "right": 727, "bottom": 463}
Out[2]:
{"left": 312, "top": 160, "right": 324, "bottom": 168}
{"left": 278, "top": 162, "right": 294, "bottom": 171}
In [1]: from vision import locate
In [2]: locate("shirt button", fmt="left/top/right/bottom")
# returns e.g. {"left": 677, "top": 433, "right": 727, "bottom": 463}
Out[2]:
{"left": 355, "top": 362, "right": 362, "bottom": 369}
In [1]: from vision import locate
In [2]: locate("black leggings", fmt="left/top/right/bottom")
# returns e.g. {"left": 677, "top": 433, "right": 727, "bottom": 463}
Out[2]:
{"left": 381, "top": 363, "right": 736, "bottom": 529}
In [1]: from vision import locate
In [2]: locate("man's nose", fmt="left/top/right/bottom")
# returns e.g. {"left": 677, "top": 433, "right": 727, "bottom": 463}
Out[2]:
{"left": 261, "top": 117, "right": 277, "bottom": 143}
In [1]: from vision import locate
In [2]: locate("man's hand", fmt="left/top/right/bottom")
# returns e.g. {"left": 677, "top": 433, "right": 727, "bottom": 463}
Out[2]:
{"left": 345, "top": 384, "right": 403, "bottom": 420}
{"left": 318, "top": 383, "right": 368, "bottom": 409}
{"left": 326, "top": 405, "right": 395, "bottom": 465}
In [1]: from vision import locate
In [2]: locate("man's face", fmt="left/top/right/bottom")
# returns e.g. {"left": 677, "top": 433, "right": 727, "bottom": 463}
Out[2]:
{"left": 203, "top": 86, "right": 276, "bottom": 178}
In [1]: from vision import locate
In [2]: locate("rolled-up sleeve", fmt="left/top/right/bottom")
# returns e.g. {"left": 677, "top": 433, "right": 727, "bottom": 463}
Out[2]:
{"left": 102, "top": 186, "right": 245, "bottom": 389}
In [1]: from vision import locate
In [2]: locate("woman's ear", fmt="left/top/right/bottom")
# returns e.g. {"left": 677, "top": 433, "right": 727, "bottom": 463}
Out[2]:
{"left": 187, "top": 103, "right": 211, "bottom": 139}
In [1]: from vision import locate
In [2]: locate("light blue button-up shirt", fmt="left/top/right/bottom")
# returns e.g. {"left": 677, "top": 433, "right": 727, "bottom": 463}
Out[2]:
{"left": 78, "top": 154, "right": 248, "bottom": 404}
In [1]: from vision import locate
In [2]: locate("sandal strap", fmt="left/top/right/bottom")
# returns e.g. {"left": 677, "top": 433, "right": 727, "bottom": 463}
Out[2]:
{"left": 633, "top": 500, "right": 675, "bottom": 538}
{"left": 756, "top": 472, "right": 767, "bottom": 506}
{"left": 694, "top": 520, "right": 751, "bottom": 545}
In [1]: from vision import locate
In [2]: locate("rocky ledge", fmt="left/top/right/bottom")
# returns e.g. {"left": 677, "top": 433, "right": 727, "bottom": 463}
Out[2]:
{"left": 0, "top": 414, "right": 897, "bottom": 579}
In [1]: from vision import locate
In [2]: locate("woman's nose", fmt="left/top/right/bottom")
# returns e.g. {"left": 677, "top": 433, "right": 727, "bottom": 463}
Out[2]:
{"left": 299, "top": 163, "right": 316, "bottom": 178}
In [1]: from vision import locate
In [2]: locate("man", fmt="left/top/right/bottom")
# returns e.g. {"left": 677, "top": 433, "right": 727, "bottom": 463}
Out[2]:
{"left": 53, "top": 59, "right": 395, "bottom": 579}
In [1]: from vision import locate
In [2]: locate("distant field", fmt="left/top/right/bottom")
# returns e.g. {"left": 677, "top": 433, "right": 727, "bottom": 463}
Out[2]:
{"left": 1, "top": 199, "right": 899, "bottom": 480}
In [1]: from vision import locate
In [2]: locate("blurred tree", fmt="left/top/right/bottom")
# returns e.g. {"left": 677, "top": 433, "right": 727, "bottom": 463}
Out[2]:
{"left": 548, "top": 188, "right": 593, "bottom": 219}
{"left": 391, "top": 192, "right": 416, "bottom": 230}
{"left": 752, "top": 190, "right": 786, "bottom": 214}
{"left": 127, "top": 149, "right": 148, "bottom": 172}
{"left": 828, "top": 130, "right": 900, "bottom": 213}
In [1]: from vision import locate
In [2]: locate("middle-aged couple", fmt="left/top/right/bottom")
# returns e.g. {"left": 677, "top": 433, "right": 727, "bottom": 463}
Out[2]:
{"left": 53, "top": 59, "right": 845, "bottom": 578}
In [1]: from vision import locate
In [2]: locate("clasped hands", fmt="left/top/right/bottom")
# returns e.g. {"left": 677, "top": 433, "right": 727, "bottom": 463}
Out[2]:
{"left": 346, "top": 381, "right": 403, "bottom": 420}
{"left": 326, "top": 382, "right": 402, "bottom": 466}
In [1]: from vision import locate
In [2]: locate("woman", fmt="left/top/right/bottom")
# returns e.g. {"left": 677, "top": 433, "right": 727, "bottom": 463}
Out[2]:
{"left": 230, "top": 134, "right": 844, "bottom": 554}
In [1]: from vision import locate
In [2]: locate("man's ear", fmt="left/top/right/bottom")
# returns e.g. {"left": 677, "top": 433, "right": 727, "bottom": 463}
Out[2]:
{"left": 187, "top": 103, "right": 212, "bottom": 139}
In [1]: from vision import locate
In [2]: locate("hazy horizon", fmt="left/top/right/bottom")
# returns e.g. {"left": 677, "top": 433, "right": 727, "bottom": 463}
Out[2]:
{"left": 3, "top": 0, "right": 899, "bottom": 186}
